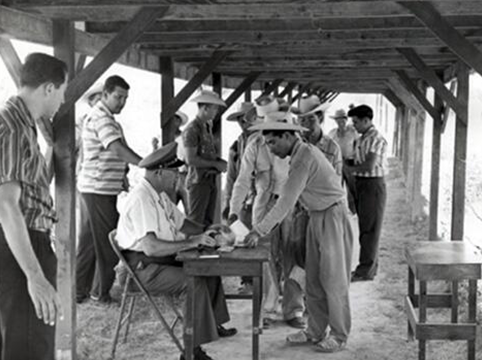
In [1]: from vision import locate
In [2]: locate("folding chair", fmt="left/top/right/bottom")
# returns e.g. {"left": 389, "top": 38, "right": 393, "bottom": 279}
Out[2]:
{"left": 108, "top": 230, "right": 184, "bottom": 359}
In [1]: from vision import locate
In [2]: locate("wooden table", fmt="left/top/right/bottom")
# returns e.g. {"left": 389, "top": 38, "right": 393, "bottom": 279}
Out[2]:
{"left": 177, "top": 247, "right": 270, "bottom": 360}
{"left": 405, "top": 241, "right": 482, "bottom": 360}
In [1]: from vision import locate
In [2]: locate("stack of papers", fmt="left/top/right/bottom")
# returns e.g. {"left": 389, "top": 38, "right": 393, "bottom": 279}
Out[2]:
{"left": 229, "top": 220, "right": 250, "bottom": 247}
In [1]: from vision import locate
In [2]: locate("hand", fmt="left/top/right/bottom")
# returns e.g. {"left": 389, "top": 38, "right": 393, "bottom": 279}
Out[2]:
{"left": 27, "top": 274, "right": 62, "bottom": 326}
{"left": 191, "top": 234, "right": 217, "bottom": 248}
{"left": 215, "top": 159, "right": 228, "bottom": 173}
{"left": 222, "top": 206, "right": 230, "bottom": 221}
{"left": 244, "top": 229, "right": 261, "bottom": 248}
{"left": 227, "top": 213, "right": 238, "bottom": 226}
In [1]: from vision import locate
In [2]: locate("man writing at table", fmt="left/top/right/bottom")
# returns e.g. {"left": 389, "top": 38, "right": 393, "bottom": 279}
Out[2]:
{"left": 243, "top": 112, "right": 353, "bottom": 353}
{"left": 116, "top": 142, "right": 236, "bottom": 360}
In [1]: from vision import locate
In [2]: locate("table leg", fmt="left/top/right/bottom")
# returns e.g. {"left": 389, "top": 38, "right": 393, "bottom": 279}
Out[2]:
{"left": 408, "top": 267, "right": 415, "bottom": 340}
{"left": 184, "top": 276, "right": 195, "bottom": 360}
{"left": 253, "top": 276, "right": 261, "bottom": 360}
{"left": 419, "top": 280, "right": 427, "bottom": 360}
{"left": 451, "top": 280, "right": 458, "bottom": 323}
{"left": 468, "top": 279, "right": 477, "bottom": 360}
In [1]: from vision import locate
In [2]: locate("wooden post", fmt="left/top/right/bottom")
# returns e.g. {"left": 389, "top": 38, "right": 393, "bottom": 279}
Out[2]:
{"left": 212, "top": 72, "right": 222, "bottom": 224}
{"left": 411, "top": 93, "right": 426, "bottom": 222}
{"left": 52, "top": 19, "right": 77, "bottom": 360}
{"left": 451, "top": 65, "right": 469, "bottom": 241}
{"left": 244, "top": 85, "right": 251, "bottom": 102}
{"left": 429, "top": 92, "right": 443, "bottom": 240}
{"left": 160, "top": 56, "right": 175, "bottom": 145}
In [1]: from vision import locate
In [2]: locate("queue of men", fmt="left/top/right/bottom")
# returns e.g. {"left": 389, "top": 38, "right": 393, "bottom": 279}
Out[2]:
{"left": 0, "top": 52, "right": 388, "bottom": 360}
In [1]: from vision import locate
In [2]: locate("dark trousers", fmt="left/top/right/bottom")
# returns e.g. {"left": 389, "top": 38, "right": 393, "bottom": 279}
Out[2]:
{"left": 76, "top": 193, "right": 119, "bottom": 300}
{"left": 353, "top": 177, "right": 386, "bottom": 279}
{"left": 186, "top": 177, "right": 217, "bottom": 227}
{"left": 0, "top": 228, "right": 56, "bottom": 360}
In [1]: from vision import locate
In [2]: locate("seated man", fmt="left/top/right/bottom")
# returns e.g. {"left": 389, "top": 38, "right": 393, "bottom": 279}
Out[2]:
{"left": 116, "top": 142, "right": 236, "bottom": 360}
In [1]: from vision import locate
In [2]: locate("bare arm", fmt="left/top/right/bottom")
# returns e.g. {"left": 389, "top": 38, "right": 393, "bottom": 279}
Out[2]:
{"left": 0, "top": 181, "right": 60, "bottom": 326}
{"left": 346, "top": 152, "right": 378, "bottom": 174}
{"left": 138, "top": 232, "right": 215, "bottom": 257}
{"left": 184, "top": 147, "right": 227, "bottom": 172}
{"left": 107, "top": 139, "right": 142, "bottom": 165}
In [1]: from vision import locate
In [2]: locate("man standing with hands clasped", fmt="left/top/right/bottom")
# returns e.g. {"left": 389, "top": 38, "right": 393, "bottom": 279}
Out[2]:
{"left": 243, "top": 112, "right": 353, "bottom": 353}
{"left": 0, "top": 53, "right": 68, "bottom": 360}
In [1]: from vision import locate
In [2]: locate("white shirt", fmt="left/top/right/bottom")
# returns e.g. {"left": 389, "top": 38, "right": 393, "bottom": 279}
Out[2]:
{"left": 117, "top": 178, "right": 185, "bottom": 251}
{"left": 270, "top": 153, "right": 290, "bottom": 195}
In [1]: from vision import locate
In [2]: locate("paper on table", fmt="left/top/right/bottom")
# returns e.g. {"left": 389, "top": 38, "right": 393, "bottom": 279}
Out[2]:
{"left": 230, "top": 220, "right": 250, "bottom": 247}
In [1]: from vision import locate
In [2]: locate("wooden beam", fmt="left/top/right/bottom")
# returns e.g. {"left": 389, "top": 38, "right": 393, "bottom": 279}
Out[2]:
{"left": 383, "top": 88, "right": 404, "bottom": 108}
{"left": 244, "top": 85, "right": 251, "bottom": 102}
{"left": 291, "top": 82, "right": 313, "bottom": 104}
{"left": 278, "top": 82, "right": 296, "bottom": 99}
{"left": 442, "top": 79, "right": 457, "bottom": 133}
{"left": 58, "top": 6, "right": 170, "bottom": 115}
{"left": 261, "top": 78, "right": 283, "bottom": 96}
{"left": 0, "top": 37, "right": 22, "bottom": 88}
{"left": 161, "top": 50, "right": 231, "bottom": 123}
{"left": 450, "top": 64, "right": 469, "bottom": 241}
{"left": 52, "top": 19, "right": 76, "bottom": 360}
{"left": 397, "top": 47, "right": 467, "bottom": 121}
{"left": 160, "top": 56, "right": 175, "bottom": 144}
{"left": 222, "top": 71, "right": 262, "bottom": 113}
{"left": 75, "top": 54, "right": 86, "bottom": 75}
{"left": 394, "top": 70, "right": 439, "bottom": 121}
{"left": 212, "top": 71, "right": 222, "bottom": 224}
{"left": 386, "top": 77, "right": 425, "bottom": 117}
{"left": 399, "top": 1, "right": 482, "bottom": 78}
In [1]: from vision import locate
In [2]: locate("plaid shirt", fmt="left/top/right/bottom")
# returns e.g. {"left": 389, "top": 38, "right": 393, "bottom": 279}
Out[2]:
{"left": 353, "top": 125, "right": 387, "bottom": 178}
{"left": 0, "top": 96, "right": 57, "bottom": 232}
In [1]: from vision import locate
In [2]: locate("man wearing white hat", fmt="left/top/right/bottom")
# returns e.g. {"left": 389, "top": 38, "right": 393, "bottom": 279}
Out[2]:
{"left": 243, "top": 113, "right": 353, "bottom": 353}
{"left": 297, "top": 95, "right": 342, "bottom": 175}
{"left": 182, "top": 90, "right": 228, "bottom": 227}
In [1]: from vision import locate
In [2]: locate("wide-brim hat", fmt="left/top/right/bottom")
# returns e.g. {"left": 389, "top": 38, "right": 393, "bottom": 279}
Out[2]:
{"left": 139, "top": 142, "right": 184, "bottom": 170}
{"left": 255, "top": 95, "right": 279, "bottom": 117}
{"left": 227, "top": 102, "right": 254, "bottom": 121}
{"left": 175, "top": 111, "right": 188, "bottom": 126}
{"left": 190, "top": 90, "right": 226, "bottom": 107}
{"left": 293, "top": 95, "right": 330, "bottom": 117}
{"left": 82, "top": 82, "right": 104, "bottom": 102}
{"left": 330, "top": 109, "right": 348, "bottom": 119}
{"left": 249, "top": 111, "right": 308, "bottom": 132}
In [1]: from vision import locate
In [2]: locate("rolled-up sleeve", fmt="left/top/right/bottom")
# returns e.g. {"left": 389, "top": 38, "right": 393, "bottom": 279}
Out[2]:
{"left": 0, "top": 125, "right": 24, "bottom": 185}
{"left": 94, "top": 116, "right": 123, "bottom": 149}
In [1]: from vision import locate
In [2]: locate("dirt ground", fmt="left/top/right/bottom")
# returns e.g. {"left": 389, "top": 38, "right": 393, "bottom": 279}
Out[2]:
{"left": 77, "top": 158, "right": 482, "bottom": 360}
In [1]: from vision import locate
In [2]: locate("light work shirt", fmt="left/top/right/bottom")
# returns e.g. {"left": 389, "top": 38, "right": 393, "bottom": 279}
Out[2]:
{"left": 353, "top": 125, "right": 387, "bottom": 178}
{"left": 328, "top": 125, "right": 359, "bottom": 160}
{"left": 117, "top": 178, "right": 186, "bottom": 251}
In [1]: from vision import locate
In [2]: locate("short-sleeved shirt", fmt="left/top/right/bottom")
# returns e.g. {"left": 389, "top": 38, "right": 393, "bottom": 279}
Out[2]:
{"left": 117, "top": 178, "right": 186, "bottom": 251}
{"left": 353, "top": 125, "right": 387, "bottom": 178}
{"left": 314, "top": 134, "right": 343, "bottom": 176}
{"left": 328, "top": 125, "right": 359, "bottom": 160}
{"left": 77, "top": 101, "right": 128, "bottom": 195}
{"left": 0, "top": 96, "right": 57, "bottom": 232}
{"left": 182, "top": 117, "right": 218, "bottom": 186}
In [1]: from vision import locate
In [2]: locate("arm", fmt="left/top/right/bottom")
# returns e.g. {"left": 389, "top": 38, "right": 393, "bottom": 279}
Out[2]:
{"left": 107, "top": 139, "right": 142, "bottom": 165}
{"left": 0, "top": 181, "right": 60, "bottom": 326}
{"left": 345, "top": 152, "right": 378, "bottom": 174}
{"left": 184, "top": 146, "right": 227, "bottom": 172}
{"left": 332, "top": 142, "right": 343, "bottom": 177}
{"left": 179, "top": 217, "right": 205, "bottom": 235}
{"left": 137, "top": 231, "right": 215, "bottom": 257}
{"left": 223, "top": 142, "right": 238, "bottom": 213}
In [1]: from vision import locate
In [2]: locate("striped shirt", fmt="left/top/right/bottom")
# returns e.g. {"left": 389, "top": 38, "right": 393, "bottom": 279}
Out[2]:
{"left": 353, "top": 125, "right": 387, "bottom": 178}
{"left": 77, "top": 101, "right": 128, "bottom": 195}
{"left": 0, "top": 96, "right": 57, "bottom": 232}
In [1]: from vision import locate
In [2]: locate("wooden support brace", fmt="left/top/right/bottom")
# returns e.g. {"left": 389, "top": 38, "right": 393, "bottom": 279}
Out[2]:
{"left": 291, "top": 82, "right": 313, "bottom": 104}
{"left": 278, "top": 82, "right": 296, "bottom": 99}
{"left": 384, "top": 88, "right": 404, "bottom": 108}
{"left": 261, "top": 78, "right": 283, "bottom": 96}
{"left": 221, "top": 71, "right": 262, "bottom": 114}
{"left": 59, "top": 6, "right": 170, "bottom": 115}
{"left": 0, "top": 37, "right": 22, "bottom": 88}
{"left": 397, "top": 48, "right": 467, "bottom": 123}
{"left": 75, "top": 54, "right": 86, "bottom": 75}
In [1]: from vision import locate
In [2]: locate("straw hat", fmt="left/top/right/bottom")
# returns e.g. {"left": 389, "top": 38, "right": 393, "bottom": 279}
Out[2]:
{"left": 190, "top": 90, "right": 226, "bottom": 107}
{"left": 82, "top": 82, "right": 103, "bottom": 103}
{"left": 227, "top": 102, "right": 254, "bottom": 121}
{"left": 294, "top": 95, "right": 330, "bottom": 117}
{"left": 139, "top": 142, "right": 184, "bottom": 170}
{"left": 255, "top": 95, "right": 279, "bottom": 117}
{"left": 330, "top": 109, "right": 348, "bottom": 120}
{"left": 175, "top": 111, "right": 188, "bottom": 126}
{"left": 249, "top": 111, "right": 308, "bottom": 132}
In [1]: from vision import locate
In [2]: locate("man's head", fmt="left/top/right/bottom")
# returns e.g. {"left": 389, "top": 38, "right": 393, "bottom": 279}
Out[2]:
{"left": 227, "top": 102, "right": 255, "bottom": 133}
{"left": 20, "top": 52, "right": 68, "bottom": 119}
{"left": 295, "top": 95, "right": 328, "bottom": 138}
{"left": 348, "top": 105, "right": 373, "bottom": 134}
{"left": 102, "top": 75, "right": 130, "bottom": 114}
{"left": 330, "top": 109, "right": 348, "bottom": 129}
{"left": 262, "top": 129, "right": 297, "bottom": 159}
{"left": 83, "top": 82, "right": 103, "bottom": 108}
{"left": 191, "top": 90, "right": 226, "bottom": 121}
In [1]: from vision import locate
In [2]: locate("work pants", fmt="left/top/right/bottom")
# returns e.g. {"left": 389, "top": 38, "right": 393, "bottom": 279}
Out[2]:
{"left": 186, "top": 176, "right": 217, "bottom": 227}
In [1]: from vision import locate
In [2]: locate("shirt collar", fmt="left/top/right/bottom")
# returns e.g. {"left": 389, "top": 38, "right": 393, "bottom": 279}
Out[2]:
{"left": 139, "top": 178, "right": 161, "bottom": 200}
{"left": 96, "top": 100, "right": 114, "bottom": 117}
{"left": 9, "top": 96, "right": 36, "bottom": 130}
{"left": 361, "top": 125, "right": 376, "bottom": 138}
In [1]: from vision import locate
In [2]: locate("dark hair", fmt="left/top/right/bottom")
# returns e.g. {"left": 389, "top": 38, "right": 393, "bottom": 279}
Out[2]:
{"left": 347, "top": 105, "right": 373, "bottom": 120}
{"left": 20, "top": 53, "right": 67, "bottom": 89}
{"left": 262, "top": 129, "right": 295, "bottom": 137}
{"left": 104, "top": 75, "right": 130, "bottom": 93}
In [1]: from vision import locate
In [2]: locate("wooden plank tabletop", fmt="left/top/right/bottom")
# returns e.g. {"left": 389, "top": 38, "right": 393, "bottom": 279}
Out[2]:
{"left": 176, "top": 246, "right": 270, "bottom": 262}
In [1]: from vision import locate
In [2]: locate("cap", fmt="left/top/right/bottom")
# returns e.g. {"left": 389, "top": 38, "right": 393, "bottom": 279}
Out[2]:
{"left": 139, "top": 142, "right": 184, "bottom": 170}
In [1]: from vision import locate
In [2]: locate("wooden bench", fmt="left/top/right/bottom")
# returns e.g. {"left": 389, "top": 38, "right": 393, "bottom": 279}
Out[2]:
{"left": 405, "top": 241, "right": 482, "bottom": 360}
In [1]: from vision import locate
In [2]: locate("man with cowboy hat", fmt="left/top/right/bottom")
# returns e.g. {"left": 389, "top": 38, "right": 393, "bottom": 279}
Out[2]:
{"left": 182, "top": 90, "right": 227, "bottom": 227}
{"left": 117, "top": 142, "right": 236, "bottom": 360}
{"left": 228, "top": 101, "right": 306, "bottom": 329}
{"left": 296, "top": 95, "right": 342, "bottom": 175}
{"left": 243, "top": 112, "right": 353, "bottom": 353}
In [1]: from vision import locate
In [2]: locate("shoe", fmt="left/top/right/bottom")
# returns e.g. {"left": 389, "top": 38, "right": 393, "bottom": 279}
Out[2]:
{"left": 90, "top": 294, "right": 118, "bottom": 306}
{"left": 350, "top": 273, "right": 373, "bottom": 282}
{"left": 217, "top": 325, "right": 237, "bottom": 337}
{"left": 76, "top": 294, "right": 89, "bottom": 304}
{"left": 313, "top": 335, "right": 346, "bottom": 353}
{"left": 180, "top": 346, "right": 214, "bottom": 360}
{"left": 285, "top": 316, "right": 306, "bottom": 329}
{"left": 286, "top": 330, "right": 319, "bottom": 346}
{"left": 262, "top": 317, "right": 275, "bottom": 329}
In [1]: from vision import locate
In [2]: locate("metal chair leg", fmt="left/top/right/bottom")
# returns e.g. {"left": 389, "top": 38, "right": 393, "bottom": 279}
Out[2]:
{"left": 123, "top": 295, "right": 136, "bottom": 343}
{"left": 111, "top": 275, "right": 132, "bottom": 359}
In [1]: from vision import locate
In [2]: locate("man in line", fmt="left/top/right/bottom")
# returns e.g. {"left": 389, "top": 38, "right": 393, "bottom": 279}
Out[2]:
{"left": 346, "top": 105, "right": 387, "bottom": 282}
{"left": 182, "top": 90, "right": 228, "bottom": 227}
{"left": 328, "top": 109, "right": 359, "bottom": 213}
{"left": 117, "top": 143, "right": 236, "bottom": 360}
{"left": 76, "top": 75, "right": 142, "bottom": 304}
{"left": 244, "top": 112, "right": 353, "bottom": 353}
{"left": 0, "top": 53, "right": 68, "bottom": 360}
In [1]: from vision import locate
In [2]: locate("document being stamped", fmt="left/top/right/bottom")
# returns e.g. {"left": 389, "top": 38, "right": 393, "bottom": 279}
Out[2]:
{"left": 229, "top": 220, "right": 250, "bottom": 247}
